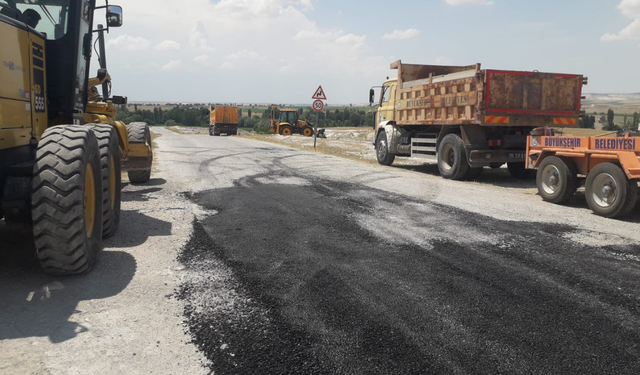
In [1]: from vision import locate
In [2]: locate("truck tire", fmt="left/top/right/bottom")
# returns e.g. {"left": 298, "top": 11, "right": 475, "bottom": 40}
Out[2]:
{"left": 507, "top": 162, "right": 536, "bottom": 180}
{"left": 301, "top": 127, "right": 313, "bottom": 137}
{"left": 437, "top": 134, "right": 469, "bottom": 180}
{"left": 86, "top": 124, "right": 121, "bottom": 238}
{"left": 31, "top": 125, "right": 103, "bottom": 275}
{"left": 279, "top": 126, "right": 293, "bottom": 136}
{"left": 585, "top": 163, "right": 638, "bottom": 218}
{"left": 126, "top": 122, "right": 153, "bottom": 184}
{"left": 209, "top": 127, "right": 213, "bottom": 136}
{"left": 376, "top": 131, "right": 395, "bottom": 166}
{"left": 536, "top": 156, "right": 577, "bottom": 204}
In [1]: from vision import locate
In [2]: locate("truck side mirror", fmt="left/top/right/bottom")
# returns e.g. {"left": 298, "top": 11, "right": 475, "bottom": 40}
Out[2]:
{"left": 106, "top": 5, "right": 123, "bottom": 27}
{"left": 369, "top": 88, "right": 375, "bottom": 105}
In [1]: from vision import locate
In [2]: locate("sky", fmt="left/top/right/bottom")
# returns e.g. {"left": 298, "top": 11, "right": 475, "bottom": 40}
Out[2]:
{"left": 95, "top": 0, "right": 640, "bottom": 104}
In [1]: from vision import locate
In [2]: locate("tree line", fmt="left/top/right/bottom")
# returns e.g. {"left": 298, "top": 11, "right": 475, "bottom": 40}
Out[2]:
{"left": 115, "top": 104, "right": 375, "bottom": 129}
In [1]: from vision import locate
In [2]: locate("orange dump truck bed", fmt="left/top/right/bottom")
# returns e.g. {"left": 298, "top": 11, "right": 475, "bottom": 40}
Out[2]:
{"left": 393, "top": 61, "right": 586, "bottom": 128}
{"left": 210, "top": 105, "right": 239, "bottom": 125}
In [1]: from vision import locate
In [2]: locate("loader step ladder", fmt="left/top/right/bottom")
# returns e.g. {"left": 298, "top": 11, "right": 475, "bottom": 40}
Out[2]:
{"left": 411, "top": 136, "right": 437, "bottom": 161}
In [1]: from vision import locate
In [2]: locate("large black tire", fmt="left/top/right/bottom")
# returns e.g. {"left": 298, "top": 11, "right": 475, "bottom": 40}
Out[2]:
{"left": 375, "top": 131, "right": 395, "bottom": 166}
{"left": 437, "top": 133, "right": 469, "bottom": 180}
{"left": 31, "top": 125, "right": 103, "bottom": 275}
{"left": 301, "top": 126, "right": 313, "bottom": 137}
{"left": 209, "top": 127, "right": 214, "bottom": 136}
{"left": 86, "top": 124, "right": 121, "bottom": 238}
{"left": 585, "top": 163, "right": 638, "bottom": 218}
{"left": 279, "top": 126, "right": 293, "bottom": 136}
{"left": 508, "top": 161, "right": 536, "bottom": 180}
{"left": 126, "top": 122, "right": 152, "bottom": 184}
{"left": 536, "top": 156, "right": 577, "bottom": 204}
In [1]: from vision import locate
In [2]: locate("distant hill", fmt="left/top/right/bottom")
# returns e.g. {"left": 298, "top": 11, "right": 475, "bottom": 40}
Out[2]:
{"left": 583, "top": 93, "right": 640, "bottom": 103}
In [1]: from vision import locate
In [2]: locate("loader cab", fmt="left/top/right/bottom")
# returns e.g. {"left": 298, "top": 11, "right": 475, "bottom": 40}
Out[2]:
{"left": 279, "top": 110, "right": 299, "bottom": 125}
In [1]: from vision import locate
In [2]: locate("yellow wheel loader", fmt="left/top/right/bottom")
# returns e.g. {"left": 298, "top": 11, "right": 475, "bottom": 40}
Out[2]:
{"left": 0, "top": 0, "right": 153, "bottom": 274}
{"left": 268, "top": 104, "right": 326, "bottom": 138}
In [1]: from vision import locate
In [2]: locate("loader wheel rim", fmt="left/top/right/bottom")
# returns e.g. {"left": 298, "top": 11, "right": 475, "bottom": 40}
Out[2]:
{"left": 304, "top": 128, "right": 312, "bottom": 136}
{"left": 84, "top": 164, "right": 97, "bottom": 239}
{"left": 110, "top": 155, "right": 116, "bottom": 209}
{"left": 283, "top": 128, "right": 291, "bottom": 136}
{"left": 591, "top": 173, "right": 618, "bottom": 208}
{"left": 541, "top": 164, "right": 561, "bottom": 195}
{"left": 441, "top": 144, "right": 455, "bottom": 172}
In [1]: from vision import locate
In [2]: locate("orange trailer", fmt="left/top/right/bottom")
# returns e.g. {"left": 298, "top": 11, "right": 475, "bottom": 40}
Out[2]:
{"left": 526, "top": 132, "right": 640, "bottom": 218}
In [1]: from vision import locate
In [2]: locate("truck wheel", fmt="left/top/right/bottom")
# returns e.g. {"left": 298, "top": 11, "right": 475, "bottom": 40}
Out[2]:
{"left": 209, "top": 128, "right": 213, "bottom": 136}
{"left": 585, "top": 163, "right": 638, "bottom": 218}
{"left": 536, "top": 156, "right": 577, "bottom": 204}
{"left": 86, "top": 124, "right": 121, "bottom": 238}
{"left": 437, "top": 133, "right": 469, "bottom": 180}
{"left": 126, "top": 122, "right": 153, "bottom": 184}
{"left": 507, "top": 162, "right": 536, "bottom": 180}
{"left": 376, "top": 132, "right": 395, "bottom": 166}
{"left": 301, "top": 127, "right": 313, "bottom": 137}
{"left": 31, "top": 125, "right": 103, "bottom": 274}
{"left": 280, "top": 126, "right": 293, "bottom": 136}
{"left": 464, "top": 167, "right": 483, "bottom": 181}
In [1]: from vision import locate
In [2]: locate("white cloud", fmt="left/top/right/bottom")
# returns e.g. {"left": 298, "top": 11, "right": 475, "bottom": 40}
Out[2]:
{"left": 106, "top": 34, "right": 151, "bottom": 51}
{"left": 382, "top": 28, "right": 420, "bottom": 40}
{"left": 189, "top": 21, "right": 215, "bottom": 51}
{"left": 194, "top": 55, "right": 212, "bottom": 65}
{"left": 602, "top": 1, "right": 640, "bottom": 46}
{"left": 220, "top": 62, "right": 236, "bottom": 70}
{"left": 435, "top": 56, "right": 452, "bottom": 65}
{"left": 161, "top": 60, "right": 182, "bottom": 70}
{"left": 155, "top": 40, "right": 181, "bottom": 51}
{"left": 226, "top": 50, "right": 267, "bottom": 61}
{"left": 444, "top": 0, "right": 494, "bottom": 5}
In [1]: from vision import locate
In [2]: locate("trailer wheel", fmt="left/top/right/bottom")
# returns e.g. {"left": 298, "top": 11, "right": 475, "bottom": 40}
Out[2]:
{"left": 86, "top": 124, "right": 121, "bottom": 238}
{"left": 126, "top": 122, "right": 153, "bottom": 184}
{"left": 585, "top": 163, "right": 638, "bottom": 218}
{"left": 376, "top": 131, "right": 395, "bottom": 166}
{"left": 536, "top": 156, "right": 577, "bottom": 204}
{"left": 280, "top": 126, "right": 293, "bottom": 136}
{"left": 507, "top": 162, "right": 536, "bottom": 180}
{"left": 437, "top": 134, "right": 469, "bottom": 180}
{"left": 31, "top": 125, "right": 103, "bottom": 274}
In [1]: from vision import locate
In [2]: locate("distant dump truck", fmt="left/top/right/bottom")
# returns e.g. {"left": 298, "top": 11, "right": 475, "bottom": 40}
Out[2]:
{"left": 370, "top": 60, "right": 587, "bottom": 180}
{"left": 209, "top": 105, "right": 239, "bottom": 136}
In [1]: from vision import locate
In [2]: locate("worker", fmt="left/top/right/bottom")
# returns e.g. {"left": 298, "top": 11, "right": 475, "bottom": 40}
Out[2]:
{"left": 22, "top": 8, "right": 41, "bottom": 28}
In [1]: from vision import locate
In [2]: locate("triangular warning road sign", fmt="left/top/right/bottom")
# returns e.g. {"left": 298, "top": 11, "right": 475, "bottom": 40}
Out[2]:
{"left": 312, "top": 85, "right": 327, "bottom": 100}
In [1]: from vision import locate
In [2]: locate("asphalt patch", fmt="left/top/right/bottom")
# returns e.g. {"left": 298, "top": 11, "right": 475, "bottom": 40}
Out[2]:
{"left": 178, "top": 174, "right": 640, "bottom": 375}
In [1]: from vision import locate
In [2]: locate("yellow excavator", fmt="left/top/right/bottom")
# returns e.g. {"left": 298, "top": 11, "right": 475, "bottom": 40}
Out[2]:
{"left": 268, "top": 104, "right": 326, "bottom": 138}
{"left": 0, "top": 0, "right": 153, "bottom": 274}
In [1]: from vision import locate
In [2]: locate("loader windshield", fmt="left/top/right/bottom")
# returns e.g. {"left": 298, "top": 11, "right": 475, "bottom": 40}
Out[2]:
{"left": 12, "top": 0, "right": 70, "bottom": 40}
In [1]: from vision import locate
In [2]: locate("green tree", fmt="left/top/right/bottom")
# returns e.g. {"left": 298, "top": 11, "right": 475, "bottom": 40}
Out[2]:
{"left": 607, "top": 109, "right": 615, "bottom": 127}
{"left": 165, "top": 119, "right": 177, "bottom": 126}
{"left": 238, "top": 108, "right": 242, "bottom": 117}
{"left": 248, "top": 109, "right": 252, "bottom": 118}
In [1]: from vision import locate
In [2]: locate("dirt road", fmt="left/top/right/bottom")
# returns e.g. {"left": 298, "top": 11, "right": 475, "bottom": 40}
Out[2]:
{"left": 2, "top": 128, "right": 640, "bottom": 374}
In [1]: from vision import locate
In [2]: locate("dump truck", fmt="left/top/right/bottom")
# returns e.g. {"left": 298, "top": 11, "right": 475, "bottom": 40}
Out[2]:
{"left": 370, "top": 60, "right": 587, "bottom": 180}
{"left": 209, "top": 105, "right": 239, "bottom": 136}
{"left": 0, "top": 0, "right": 153, "bottom": 274}
{"left": 527, "top": 129, "right": 640, "bottom": 218}
{"left": 269, "top": 104, "right": 326, "bottom": 138}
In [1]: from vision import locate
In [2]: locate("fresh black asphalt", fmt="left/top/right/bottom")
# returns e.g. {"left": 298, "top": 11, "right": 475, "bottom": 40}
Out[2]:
{"left": 178, "top": 162, "right": 640, "bottom": 375}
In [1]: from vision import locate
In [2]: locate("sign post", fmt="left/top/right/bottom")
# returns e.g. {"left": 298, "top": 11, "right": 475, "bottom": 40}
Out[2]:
{"left": 311, "top": 86, "right": 327, "bottom": 149}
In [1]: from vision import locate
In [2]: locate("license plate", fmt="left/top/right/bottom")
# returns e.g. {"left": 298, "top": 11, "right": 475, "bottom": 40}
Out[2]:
{"left": 507, "top": 152, "right": 525, "bottom": 160}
